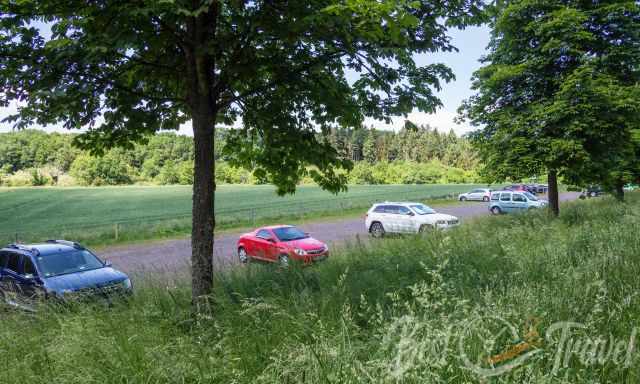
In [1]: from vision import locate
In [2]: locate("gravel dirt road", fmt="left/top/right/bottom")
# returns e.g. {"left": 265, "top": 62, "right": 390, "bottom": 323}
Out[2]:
{"left": 101, "top": 192, "right": 581, "bottom": 274}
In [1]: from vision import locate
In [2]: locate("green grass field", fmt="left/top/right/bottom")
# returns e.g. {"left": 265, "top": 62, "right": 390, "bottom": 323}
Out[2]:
{"left": 1, "top": 195, "right": 638, "bottom": 383}
{"left": 0, "top": 183, "right": 488, "bottom": 245}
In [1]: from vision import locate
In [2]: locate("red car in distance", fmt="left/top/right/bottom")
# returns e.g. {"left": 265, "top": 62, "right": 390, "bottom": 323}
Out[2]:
{"left": 237, "top": 225, "right": 329, "bottom": 266}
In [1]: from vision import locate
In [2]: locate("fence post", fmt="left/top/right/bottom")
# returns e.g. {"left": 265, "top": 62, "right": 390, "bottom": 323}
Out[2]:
{"left": 114, "top": 223, "right": 119, "bottom": 241}
{"left": 15, "top": 232, "right": 18, "bottom": 244}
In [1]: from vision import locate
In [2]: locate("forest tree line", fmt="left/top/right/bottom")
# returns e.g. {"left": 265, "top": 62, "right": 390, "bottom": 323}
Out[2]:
{"left": 0, "top": 124, "right": 480, "bottom": 187}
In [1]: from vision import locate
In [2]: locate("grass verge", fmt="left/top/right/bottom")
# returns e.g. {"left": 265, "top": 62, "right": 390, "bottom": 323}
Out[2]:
{"left": 2, "top": 194, "right": 637, "bottom": 383}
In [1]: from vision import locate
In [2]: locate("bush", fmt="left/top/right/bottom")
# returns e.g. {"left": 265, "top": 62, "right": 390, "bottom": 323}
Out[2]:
{"left": 177, "top": 161, "right": 194, "bottom": 185}
{"left": 348, "top": 161, "right": 375, "bottom": 184}
{"left": 30, "top": 169, "right": 49, "bottom": 186}
{"left": 216, "top": 162, "right": 253, "bottom": 184}
{"left": 156, "top": 161, "right": 180, "bottom": 185}
{"left": 55, "top": 174, "right": 77, "bottom": 187}
{"left": 70, "top": 153, "right": 133, "bottom": 186}
{"left": 4, "top": 170, "right": 33, "bottom": 187}
{"left": 0, "top": 164, "right": 11, "bottom": 186}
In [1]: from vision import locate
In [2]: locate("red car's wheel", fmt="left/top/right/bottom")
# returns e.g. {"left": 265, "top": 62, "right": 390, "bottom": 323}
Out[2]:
{"left": 238, "top": 247, "right": 249, "bottom": 264}
{"left": 483, "top": 196, "right": 490, "bottom": 202}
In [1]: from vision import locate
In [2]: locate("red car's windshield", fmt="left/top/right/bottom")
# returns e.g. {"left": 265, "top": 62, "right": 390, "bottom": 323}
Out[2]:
{"left": 273, "top": 227, "right": 308, "bottom": 241}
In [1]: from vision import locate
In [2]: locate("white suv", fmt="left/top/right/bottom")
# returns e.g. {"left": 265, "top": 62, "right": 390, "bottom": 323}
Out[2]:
{"left": 365, "top": 202, "right": 460, "bottom": 237}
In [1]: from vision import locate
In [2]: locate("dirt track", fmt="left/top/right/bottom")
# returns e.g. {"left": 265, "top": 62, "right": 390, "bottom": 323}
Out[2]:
{"left": 101, "top": 192, "right": 581, "bottom": 274}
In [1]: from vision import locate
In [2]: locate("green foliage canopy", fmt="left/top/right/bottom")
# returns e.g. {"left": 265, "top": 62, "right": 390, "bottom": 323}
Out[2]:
{"left": 460, "top": 0, "right": 640, "bottom": 191}
{"left": 1, "top": 0, "right": 485, "bottom": 302}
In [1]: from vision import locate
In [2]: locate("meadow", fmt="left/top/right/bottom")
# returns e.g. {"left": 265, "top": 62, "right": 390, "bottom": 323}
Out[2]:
{"left": 0, "top": 183, "right": 487, "bottom": 245}
{"left": 1, "top": 194, "right": 638, "bottom": 383}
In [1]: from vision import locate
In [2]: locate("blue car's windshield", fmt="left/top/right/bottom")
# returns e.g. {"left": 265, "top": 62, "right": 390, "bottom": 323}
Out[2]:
{"left": 410, "top": 204, "right": 436, "bottom": 215}
{"left": 273, "top": 227, "right": 308, "bottom": 241}
{"left": 523, "top": 192, "right": 538, "bottom": 201}
{"left": 36, "top": 250, "right": 105, "bottom": 278}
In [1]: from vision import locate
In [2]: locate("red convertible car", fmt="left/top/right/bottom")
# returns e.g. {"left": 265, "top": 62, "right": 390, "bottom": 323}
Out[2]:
{"left": 237, "top": 225, "right": 329, "bottom": 265}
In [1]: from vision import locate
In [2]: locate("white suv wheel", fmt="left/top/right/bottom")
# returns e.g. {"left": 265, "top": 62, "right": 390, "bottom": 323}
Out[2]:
{"left": 370, "top": 222, "right": 385, "bottom": 238}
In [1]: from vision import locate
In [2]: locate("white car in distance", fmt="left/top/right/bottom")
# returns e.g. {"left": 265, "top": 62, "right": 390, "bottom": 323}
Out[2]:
{"left": 365, "top": 202, "right": 460, "bottom": 237}
{"left": 458, "top": 188, "right": 492, "bottom": 202}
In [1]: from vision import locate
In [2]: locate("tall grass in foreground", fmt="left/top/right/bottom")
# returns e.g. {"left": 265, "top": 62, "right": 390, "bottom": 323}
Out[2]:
{"left": 1, "top": 195, "right": 639, "bottom": 383}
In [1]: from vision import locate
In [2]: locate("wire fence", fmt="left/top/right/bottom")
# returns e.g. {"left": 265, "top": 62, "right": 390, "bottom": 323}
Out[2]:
{"left": 0, "top": 186, "right": 474, "bottom": 246}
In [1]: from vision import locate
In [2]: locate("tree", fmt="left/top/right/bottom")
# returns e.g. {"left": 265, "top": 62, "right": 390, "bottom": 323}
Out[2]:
{"left": 459, "top": 0, "right": 640, "bottom": 214}
{"left": 1, "top": 0, "right": 483, "bottom": 309}
{"left": 362, "top": 129, "right": 377, "bottom": 164}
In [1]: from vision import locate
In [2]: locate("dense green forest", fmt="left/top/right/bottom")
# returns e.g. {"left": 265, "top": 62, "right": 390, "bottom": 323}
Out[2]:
{"left": 0, "top": 124, "right": 479, "bottom": 186}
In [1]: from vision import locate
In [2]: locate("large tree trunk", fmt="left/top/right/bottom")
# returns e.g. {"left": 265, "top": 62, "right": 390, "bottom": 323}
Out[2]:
{"left": 185, "top": 3, "right": 219, "bottom": 313}
{"left": 191, "top": 106, "right": 216, "bottom": 312}
{"left": 548, "top": 169, "right": 559, "bottom": 216}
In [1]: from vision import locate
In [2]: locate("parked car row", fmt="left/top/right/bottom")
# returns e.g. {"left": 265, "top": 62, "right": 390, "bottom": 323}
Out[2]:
{"left": 458, "top": 184, "right": 549, "bottom": 203}
{"left": 578, "top": 183, "right": 638, "bottom": 199}
{"left": 238, "top": 201, "right": 463, "bottom": 265}
{"left": 502, "top": 183, "right": 548, "bottom": 195}
{"left": 458, "top": 185, "right": 549, "bottom": 215}
{"left": 2, "top": 200, "right": 463, "bottom": 310}
{"left": 7, "top": 186, "right": 566, "bottom": 310}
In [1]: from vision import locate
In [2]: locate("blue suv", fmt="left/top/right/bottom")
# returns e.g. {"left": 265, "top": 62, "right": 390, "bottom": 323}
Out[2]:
{"left": 0, "top": 240, "right": 132, "bottom": 310}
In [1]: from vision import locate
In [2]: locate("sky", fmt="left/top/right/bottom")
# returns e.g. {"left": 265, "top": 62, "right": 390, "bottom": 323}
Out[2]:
{"left": 0, "top": 25, "right": 490, "bottom": 136}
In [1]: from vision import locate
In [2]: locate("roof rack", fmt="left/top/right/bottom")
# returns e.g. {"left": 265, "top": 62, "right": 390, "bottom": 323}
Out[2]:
{"left": 45, "top": 239, "right": 85, "bottom": 250}
{"left": 7, "top": 243, "right": 40, "bottom": 256}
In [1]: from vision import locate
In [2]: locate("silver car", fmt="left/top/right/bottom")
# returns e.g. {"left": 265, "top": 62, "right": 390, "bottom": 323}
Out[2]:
{"left": 458, "top": 188, "right": 492, "bottom": 202}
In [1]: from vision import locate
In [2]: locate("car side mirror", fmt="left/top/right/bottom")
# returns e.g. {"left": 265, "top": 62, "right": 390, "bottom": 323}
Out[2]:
{"left": 104, "top": 260, "right": 112, "bottom": 267}
{"left": 267, "top": 238, "right": 276, "bottom": 243}
{"left": 407, "top": 212, "right": 415, "bottom": 216}
{"left": 23, "top": 273, "right": 35, "bottom": 280}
